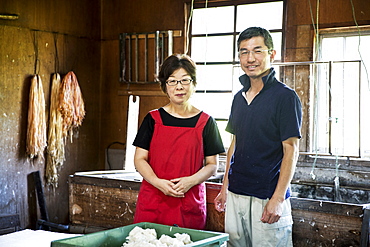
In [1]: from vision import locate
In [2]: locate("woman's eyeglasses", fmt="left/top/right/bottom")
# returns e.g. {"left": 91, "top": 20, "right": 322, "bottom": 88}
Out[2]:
{"left": 166, "top": 78, "right": 193, "bottom": 86}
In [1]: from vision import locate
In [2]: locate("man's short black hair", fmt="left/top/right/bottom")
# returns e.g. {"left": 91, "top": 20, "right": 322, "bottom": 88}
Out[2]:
{"left": 237, "top": 27, "right": 274, "bottom": 51}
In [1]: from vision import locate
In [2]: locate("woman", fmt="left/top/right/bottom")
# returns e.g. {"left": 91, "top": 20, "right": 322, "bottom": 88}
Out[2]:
{"left": 133, "top": 54, "right": 224, "bottom": 230}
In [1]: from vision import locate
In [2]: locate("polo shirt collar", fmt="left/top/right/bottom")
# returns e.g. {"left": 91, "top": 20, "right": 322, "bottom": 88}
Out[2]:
{"left": 239, "top": 67, "right": 276, "bottom": 92}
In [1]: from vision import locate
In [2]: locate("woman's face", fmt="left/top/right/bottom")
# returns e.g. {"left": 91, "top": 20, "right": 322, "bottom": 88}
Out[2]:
{"left": 166, "top": 68, "right": 195, "bottom": 105}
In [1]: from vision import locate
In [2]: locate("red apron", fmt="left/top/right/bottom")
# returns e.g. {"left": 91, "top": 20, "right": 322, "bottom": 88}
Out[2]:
{"left": 134, "top": 109, "right": 210, "bottom": 230}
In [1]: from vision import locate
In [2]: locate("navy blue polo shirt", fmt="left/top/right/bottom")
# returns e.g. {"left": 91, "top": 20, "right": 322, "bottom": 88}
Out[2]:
{"left": 226, "top": 68, "right": 302, "bottom": 200}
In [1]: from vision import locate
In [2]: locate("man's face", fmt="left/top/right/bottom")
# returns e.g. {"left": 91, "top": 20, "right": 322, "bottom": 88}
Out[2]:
{"left": 238, "top": 36, "right": 276, "bottom": 79}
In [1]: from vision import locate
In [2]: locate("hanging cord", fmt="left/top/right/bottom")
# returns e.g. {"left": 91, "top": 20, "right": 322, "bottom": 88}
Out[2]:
{"left": 335, "top": 155, "right": 340, "bottom": 177}
{"left": 203, "top": 0, "right": 209, "bottom": 94}
{"left": 32, "top": 30, "right": 40, "bottom": 75}
{"left": 203, "top": 0, "right": 209, "bottom": 61}
{"left": 350, "top": 0, "right": 370, "bottom": 91}
{"left": 185, "top": 0, "right": 209, "bottom": 96}
{"left": 308, "top": 0, "right": 320, "bottom": 61}
{"left": 185, "top": 0, "right": 195, "bottom": 55}
{"left": 53, "top": 33, "right": 60, "bottom": 73}
{"left": 308, "top": 0, "right": 320, "bottom": 179}
{"left": 334, "top": 155, "right": 342, "bottom": 201}
{"left": 310, "top": 155, "right": 317, "bottom": 180}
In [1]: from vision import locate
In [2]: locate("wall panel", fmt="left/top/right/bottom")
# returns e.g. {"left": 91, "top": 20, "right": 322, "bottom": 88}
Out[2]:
{"left": 0, "top": 0, "right": 101, "bottom": 228}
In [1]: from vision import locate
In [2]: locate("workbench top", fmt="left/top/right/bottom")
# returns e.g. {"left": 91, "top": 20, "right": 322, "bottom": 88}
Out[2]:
{"left": 0, "top": 229, "right": 80, "bottom": 247}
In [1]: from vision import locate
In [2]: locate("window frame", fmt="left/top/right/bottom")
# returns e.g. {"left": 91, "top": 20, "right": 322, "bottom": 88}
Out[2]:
{"left": 309, "top": 26, "right": 370, "bottom": 160}
{"left": 189, "top": 1, "right": 285, "bottom": 148}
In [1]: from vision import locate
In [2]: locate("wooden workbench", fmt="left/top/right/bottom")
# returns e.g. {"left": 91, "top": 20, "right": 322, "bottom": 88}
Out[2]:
{"left": 68, "top": 171, "right": 369, "bottom": 246}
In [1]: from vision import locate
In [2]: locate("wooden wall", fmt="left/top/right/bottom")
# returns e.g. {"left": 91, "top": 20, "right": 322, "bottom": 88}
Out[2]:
{"left": 99, "top": 0, "right": 186, "bottom": 167}
{"left": 1, "top": 0, "right": 370, "bottom": 231}
{"left": 0, "top": 0, "right": 102, "bottom": 228}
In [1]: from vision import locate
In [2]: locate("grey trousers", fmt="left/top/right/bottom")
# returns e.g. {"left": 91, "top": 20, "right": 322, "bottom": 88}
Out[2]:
{"left": 225, "top": 191, "right": 293, "bottom": 247}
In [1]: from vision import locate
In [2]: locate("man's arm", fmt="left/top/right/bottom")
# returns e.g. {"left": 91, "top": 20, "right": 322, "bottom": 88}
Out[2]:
{"left": 214, "top": 135, "right": 235, "bottom": 212}
{"left": 260, "top": 136, "right": 300, "bottom": 224}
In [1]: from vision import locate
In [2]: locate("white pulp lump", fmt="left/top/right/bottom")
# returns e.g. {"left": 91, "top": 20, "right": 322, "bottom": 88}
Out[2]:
{"left": 122, "top": 226, "right": 193, "bottom": 247}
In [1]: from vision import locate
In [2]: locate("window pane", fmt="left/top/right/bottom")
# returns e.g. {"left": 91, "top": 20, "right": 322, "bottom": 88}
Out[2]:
{"left": 236, "top": 2, "right": 283, "bottom": 32}
{"left": 331, "top": 62, "right": 360, "bottom": 156}
{"left": 191, "top": 1, "right": 284, "bottom": 149}
{"left": 344, "top": 36, "right": 361, "bottom": 60}
{"left": 311, "top": 63, "right": 330, "bottom": 153}
{"left": 191, "top": 92, "right": 233, "bottom": 119}
{"left": 232, "top": 65, "right": 244, "bottom": 94}
{"left": 196, "top": 65, "right": 234, "bottom": 91}
{"left": 361, "top": 80, "right": 370, "bottom": 158}
{"left": 192, "top": 6, "right": 234, "bottom": 35}
{"left": 357, "top": 35, "right": 370, "bottom": 157}
{"left": 321, "top": 37, "right": 344, "bottom": 60}
{"left": 191, "top": 36, "right": 234, "bottom": 62}
{"left": 271, "top": 32, "right": 282, "bottom": 61}
{"left": 316, "top": 32, "right": 370, "bottom": 158}
{"left": 216, "top": 120, "right": 233, "bottom": 149}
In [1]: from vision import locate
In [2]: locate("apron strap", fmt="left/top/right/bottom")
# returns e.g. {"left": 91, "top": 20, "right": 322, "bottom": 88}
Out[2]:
{"left": 150, "top": 109, "right": 210, "bottom": 128}
{"left": 149, "top": 109, "right": 162, "bottom": 124}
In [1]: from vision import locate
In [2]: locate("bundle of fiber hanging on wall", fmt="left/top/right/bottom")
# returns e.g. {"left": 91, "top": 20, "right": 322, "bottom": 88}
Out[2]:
{"left": 45, "top": 71, "right": 85, "bottom": 187}
{"left": 26, "top": 71, "right": 85, "bottom": 187}
{"left": 26, "top": 75, "right": 47, "bottom": 159}
{"left": 59, "top": 71, "right": 86, "bottom": 142}
{"left": 46, "top": 73, "right": 65, "bottom": 187}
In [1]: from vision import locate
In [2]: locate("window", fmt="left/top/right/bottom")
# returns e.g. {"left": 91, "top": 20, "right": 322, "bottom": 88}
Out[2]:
{"left": 311, "top": 29, "right": 370, "bottom": 158}
{"left": 190, "top": 1, "right": 284, "bottom": 148}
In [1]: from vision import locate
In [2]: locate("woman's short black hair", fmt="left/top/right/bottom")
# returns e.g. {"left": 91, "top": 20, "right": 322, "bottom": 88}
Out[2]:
{"left": 237, "top": 27, "right": 274, "bottom": 51}
{"left": 157, "top": 54, "right": 197, "bottom": 94}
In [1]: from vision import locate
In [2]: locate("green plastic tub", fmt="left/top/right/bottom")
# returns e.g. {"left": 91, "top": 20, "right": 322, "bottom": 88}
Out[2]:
{"left": 51, "top": 222, "right": 229, "bottom": 247}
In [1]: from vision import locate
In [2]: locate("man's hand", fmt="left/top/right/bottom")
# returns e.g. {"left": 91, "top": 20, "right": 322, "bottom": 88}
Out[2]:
{"left": 214, "top": 189, "right": 227, "bottom": 212}
{"left": 260, "top": 198, "right": 283, "bottom": 224}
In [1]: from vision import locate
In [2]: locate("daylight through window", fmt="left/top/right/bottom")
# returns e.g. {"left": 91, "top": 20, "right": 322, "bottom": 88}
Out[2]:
{"left": 190, "top": 1, "right": 284, "bottom": 148}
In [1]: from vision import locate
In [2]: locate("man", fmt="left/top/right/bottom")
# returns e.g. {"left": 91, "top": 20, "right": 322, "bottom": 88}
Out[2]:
{"left": 214, "top": 27, "right": 302, "bottom": 246}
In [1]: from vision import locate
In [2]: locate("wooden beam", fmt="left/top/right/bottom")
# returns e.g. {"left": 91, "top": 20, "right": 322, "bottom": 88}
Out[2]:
{"left": 123, "top": 30, "right": 182, "bottom": 39}
{"left": 118, "top": 90, "right": 166, "bottom": 97}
